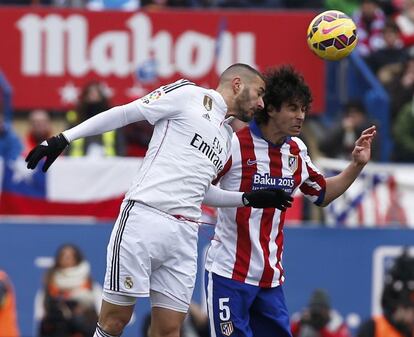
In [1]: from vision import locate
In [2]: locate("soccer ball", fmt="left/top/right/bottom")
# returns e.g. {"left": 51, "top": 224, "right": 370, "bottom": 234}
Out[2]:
{"left": 307, "top": 10, "right": 358, "bottom": 61}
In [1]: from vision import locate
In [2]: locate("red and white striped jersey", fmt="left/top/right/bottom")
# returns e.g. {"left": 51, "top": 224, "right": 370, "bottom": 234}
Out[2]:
{"left": 205, "top": 121, "right": 326, "bottom": 287}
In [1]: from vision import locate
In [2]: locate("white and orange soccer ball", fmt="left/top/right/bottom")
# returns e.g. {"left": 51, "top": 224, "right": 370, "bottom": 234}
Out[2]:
{"left": 306, "top": 10, "right": 358, "bottom": 61}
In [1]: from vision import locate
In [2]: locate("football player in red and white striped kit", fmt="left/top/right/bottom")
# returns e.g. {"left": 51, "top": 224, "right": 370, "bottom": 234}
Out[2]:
{"left": 204, "top": 65, "right": 376, "bottom": 337}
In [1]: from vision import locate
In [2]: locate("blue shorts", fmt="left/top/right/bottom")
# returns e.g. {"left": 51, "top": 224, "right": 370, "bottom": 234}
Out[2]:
{"left": 205, "top": 271, "right": 292, "bottom": 337}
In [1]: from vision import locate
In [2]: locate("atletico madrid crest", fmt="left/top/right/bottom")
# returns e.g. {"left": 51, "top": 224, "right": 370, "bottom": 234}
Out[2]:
{"left": 220, "top": 321, "right": 234, "bottom": 336}
{"left": 288, "top": 155, "right": 298, "bottom": 173}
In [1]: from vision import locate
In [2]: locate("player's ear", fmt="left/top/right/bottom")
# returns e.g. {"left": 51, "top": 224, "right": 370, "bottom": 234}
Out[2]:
{"left": 232, "top": 77, "right": 242, "bottom": 94}
{"left": 267, "top": 104, "right": 277, "bottom": 116}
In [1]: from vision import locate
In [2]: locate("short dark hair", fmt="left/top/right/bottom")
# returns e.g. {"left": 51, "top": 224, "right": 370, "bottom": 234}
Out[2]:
{"left": 381, "top": 249, "right": 414, "bottom": 316}
{"left": 343, "top": 100, "right": 366, "bottom": 116}
{"left": 255, "top": 65, "right": 312, "bottom": 125}
{"left": 219, "top": 63, "right": 264, "bottom": 84}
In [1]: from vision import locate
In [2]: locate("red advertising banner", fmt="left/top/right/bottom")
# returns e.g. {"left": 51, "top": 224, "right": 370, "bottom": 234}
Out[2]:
{"left": 0, "top": 8, "right": 325, "bottom": 112}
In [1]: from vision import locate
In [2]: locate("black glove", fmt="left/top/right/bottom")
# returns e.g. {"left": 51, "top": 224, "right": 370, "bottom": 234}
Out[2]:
{"left": 242, "top": 188, "right": 293, "bottom": 210}
{"left": 25, "top": 133, "right": 69, "bottom": 172}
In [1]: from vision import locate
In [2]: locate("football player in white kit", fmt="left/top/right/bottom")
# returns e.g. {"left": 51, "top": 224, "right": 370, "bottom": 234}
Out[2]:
{"left": 25, "top": 64, "right": 294, "bottom": 337}
{"left": 204, "top": 65, "right": 376, "bottom": 337}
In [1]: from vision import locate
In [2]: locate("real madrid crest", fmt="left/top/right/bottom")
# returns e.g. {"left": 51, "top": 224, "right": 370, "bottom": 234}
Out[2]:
{"left": 288, "top": 154, "right": 298, "bottom": 173}
{"left": 124, "top": 276, "right": 134, "bottom": 289}
{"left": 203, "top": 95, "right": 213, "bottom": 111}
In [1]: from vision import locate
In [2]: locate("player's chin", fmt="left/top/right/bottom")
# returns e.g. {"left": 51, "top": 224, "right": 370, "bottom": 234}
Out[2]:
{"left": 238, "top": 111, "right": 254, "bottom": 123}
{"left": 290, "top": 127, "right": 302, "bottom": 136}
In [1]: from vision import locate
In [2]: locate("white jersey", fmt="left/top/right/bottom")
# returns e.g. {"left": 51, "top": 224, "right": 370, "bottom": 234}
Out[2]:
{"left": 205, "top": 121, "right": 326, "bottom": 287}
{"left": 125, "top": 80, "right": 233, "bottom": 220}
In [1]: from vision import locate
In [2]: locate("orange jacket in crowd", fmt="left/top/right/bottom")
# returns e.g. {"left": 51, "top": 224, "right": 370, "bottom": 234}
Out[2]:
{"left": 0, "top": 270, "right": 20, "bottom": 337}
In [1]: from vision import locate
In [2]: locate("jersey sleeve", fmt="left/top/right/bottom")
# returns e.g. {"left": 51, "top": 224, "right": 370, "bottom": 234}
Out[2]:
{"left": 133, "top": 79, "right": 195, "bottom": 125}
{"left": 299, "top": 152, "right": 326, "bottom": 206}
{"left": 212, "top": 156, "right": 233, "bottom": 185}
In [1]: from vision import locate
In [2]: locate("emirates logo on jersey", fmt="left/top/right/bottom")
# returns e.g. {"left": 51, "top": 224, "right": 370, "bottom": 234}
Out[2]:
{"left": 190, "top": 133, "right": 224, "bottom": 171}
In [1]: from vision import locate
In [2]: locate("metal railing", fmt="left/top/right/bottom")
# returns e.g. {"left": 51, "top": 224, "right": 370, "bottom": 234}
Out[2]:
{"left": 325, "top": 53, "right": 392, "bottom": 162}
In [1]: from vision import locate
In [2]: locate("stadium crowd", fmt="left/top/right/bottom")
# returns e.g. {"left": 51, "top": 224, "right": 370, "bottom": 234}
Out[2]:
{"left": 2, "top": 0, "right": 414, "bottom": 162}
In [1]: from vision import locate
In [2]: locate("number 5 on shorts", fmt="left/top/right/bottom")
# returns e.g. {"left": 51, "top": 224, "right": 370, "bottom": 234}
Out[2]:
{"left": 219, "top": 297, "right": 230, "bottom": 321}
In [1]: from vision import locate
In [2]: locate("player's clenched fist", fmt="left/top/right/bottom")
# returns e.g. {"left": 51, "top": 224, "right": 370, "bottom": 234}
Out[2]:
{"left": 25, "top": 133, "right": 69, "bottom": 172}
{"left": 242, "top": 188, "right": 293, "bottom": 210}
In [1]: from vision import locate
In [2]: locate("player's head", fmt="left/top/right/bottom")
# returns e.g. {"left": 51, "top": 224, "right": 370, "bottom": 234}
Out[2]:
{"left": 77, "top": 81, "right": 110, "bottom": 121}
{"left": 54, "top": 243, "right": 85, "bottom": 269}
{"left": 255, "top": 65, "right": 312, "bottom": 137}
{"left": 217, "top": 63, "right": 265, "bottom": 122}
{"left": 307, "top": 289, "right": 331, "bottom": 329}
{"left": 381, "top": 250, "right": 414, "bottom": 328}
{"left": 343, "top": 100, "right": 367, "bottom": 127}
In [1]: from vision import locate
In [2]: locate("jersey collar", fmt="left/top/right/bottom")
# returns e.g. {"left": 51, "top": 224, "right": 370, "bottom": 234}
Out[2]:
{"left": 249, "top": 119, "right": 290, "bottom": 147}
{"left": 210, "top": 89, "right": 228, "bottom": 118}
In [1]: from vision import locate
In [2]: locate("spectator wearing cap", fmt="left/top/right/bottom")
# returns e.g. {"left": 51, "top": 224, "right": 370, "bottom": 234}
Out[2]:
{"left": 357, "top": 249, "right": 414, "bottom": 337}
{"left": 291, "top": 289, "right": 351, "bottom": 337}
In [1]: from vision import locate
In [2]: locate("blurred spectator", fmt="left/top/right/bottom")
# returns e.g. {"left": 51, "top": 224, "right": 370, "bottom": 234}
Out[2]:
{"left": 291, "top": 289, "right": 351, "bottom": 337}
{"left": 392, "top": 99, "right": 414, "bottom": 162}
{"left": 318, "top": 100, "right": 379, "bottom": 160}
{"left": 141, "top": 302, "right": 208, "bottom": 337}
{"left": 282, "top": 0, "right": 323, "bottom": 8}
{"left": 367, "top": 20, "right": 408, "bottom": 81}
{"left": 38, "top": 244, "right": 101, "bottom": 337}
{"left": 324, "top": 0, "right": 359, "bottom": 16}
{"left": 0, "top": 0, "right": 44, "bottom": 4}
{"left": 141, "top": 0, "right": 192, "bottom": 7}
{"left": 377, "top": 0, "right": 401, "bottom": 16}
{"left": 395, "top": 0, "right": 414, "bottom": 51}
{"left": 65, "top": 82, "right": 125, "bottom": 157}
{"left": 123, "top": 121, "right": 153, "bottom": 157}
{"left": 385, "top": 56, "right": 414, "bottom": 122}
{"left": 0, "top": 109, "right": 22, "bottom": 162}
{"left": 357, "top": 249, "right": 414, "bottom": 337}
{"left": 0, "top": 270, "right": 20, "bottom": 337}
{"left": 23, "top": 109, "right": 53, "bottom": 156}
{"left": 353, "top": 0, "right": 386, "bottom": 57}
{"left": 87, "top": 0, "right": 139, "bottom": 10}
{"left": 54, "top": 0, "right": 87, "bottom": 7}
{"left": 188, "top": 0, "right": 283, "bottom": 7}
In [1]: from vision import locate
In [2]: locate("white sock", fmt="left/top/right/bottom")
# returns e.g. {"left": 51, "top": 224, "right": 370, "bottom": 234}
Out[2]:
{"left": 94, "top": 323, "right": 121, "bottom": 337}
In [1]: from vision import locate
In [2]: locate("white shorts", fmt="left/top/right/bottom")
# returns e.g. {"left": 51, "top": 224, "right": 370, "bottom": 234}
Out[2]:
{"left": 103, "top": 200, "right": 199, "bottom": 310}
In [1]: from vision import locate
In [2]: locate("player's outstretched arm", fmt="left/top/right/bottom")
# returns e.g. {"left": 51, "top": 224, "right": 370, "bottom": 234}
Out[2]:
{"left": 321, "top": 125, "right": 376, "bottom": 206}
{"left": 25, "top": 102, "right": 147, "bottom": 172}
{"left": 203, "top": 185, "right": 293, "bottom": 211}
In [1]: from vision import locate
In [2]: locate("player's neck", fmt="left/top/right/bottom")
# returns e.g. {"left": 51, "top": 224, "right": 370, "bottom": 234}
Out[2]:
{"left": 260, "top": 123, "right": 285, "bottom": 146}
